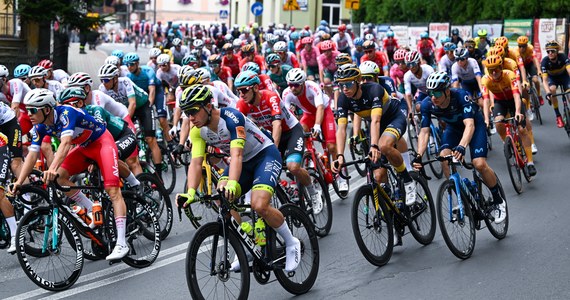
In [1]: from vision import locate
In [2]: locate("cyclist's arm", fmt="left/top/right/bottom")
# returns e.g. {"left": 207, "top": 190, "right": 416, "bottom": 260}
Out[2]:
{"left": 336, "top": 118, "right": 347, "bottom": 158}
{"left": 315, "top": 104, "right": 324, "bottom": 126}
{"left": 417, "top": 101, "right": 432, "bottom": 157}
{"left": 188, "top": 127, "right": 205, "bottom": 190}
{"left": 272, "top": 119, "right": 281, "bottom": 147}
{"left": 127, "top": 96, "right": 136, "bottom": 117}
{"left": 352, "top": 114, "right": 362, "bottom": 137}
{"left": 458, "top": 118, "right": 475, "bottom": 149}
{"left": 148, "top": 85, "right": 156, "bottom": 106}
{"left": 10, "top": 102, "right": 19, "bottom": 118}
{"left": 14, "top": 149, "right": 38, "bottom": 186}
{"left": 370, "top": 111, "right": 382, "bottom": 147}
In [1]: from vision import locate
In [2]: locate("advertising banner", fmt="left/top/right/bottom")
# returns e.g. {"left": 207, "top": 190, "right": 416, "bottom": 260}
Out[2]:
{"left": 452, "top": 25, "right": 473, "bottom": 42}
{"left": 391, "top": 25, "right": 409, "bottom": 48}
{"left": 429, "top": 23, "right": 449, "bottom": 47}
{"left": 408, "top": 26, "right": 429, "bottom": 50}
{"left": 472, "top": 23, "right": 503, "bottom": 40}
{"left": 555, "top": 18, "right": 566, "bottom": 53}
{"left": 503, "top": 19, "right": 533, "bottom": 48}
{"left": 535, "top": 18, "right": 556, "bottom": 59}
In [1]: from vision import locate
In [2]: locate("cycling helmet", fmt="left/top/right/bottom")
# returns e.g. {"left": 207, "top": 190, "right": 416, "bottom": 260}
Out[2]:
{"left": 241, "top": 44, "right": 255, "bottom": 54}
{"left": 441, "top": 36, "right": 451, "bottom": 44}
{"left": 241, "top": 62, "right": 261, "bottom": 74}
{"left": 269, "top": 35, "right": 280, "bottom": 44}
{"left": 545, "top": 40, "right": 561, "bottom": 51}
{"left": 170, "top": 38, "right": 181, "bottom": 47}
{"left": 319, "top": 40, "right": 333, "bottom": 52}
{"left": 58, "top": 87, "right": 87, "bottom": 104}
{"left": 264, "top": 33, "right": 275, "bottom": 43}
{"left": 273, "top": 41, "right": 287, "bottom": 52}
{"left": 420, "top": 31, "right": 429, "bottom": 39}
{"left": 232, "top": 38, "right": 243, "bottom": 48}
{"left": 177, "top": 65, "right": 193, "bottom": 78}
{"left": 13, "top": 64, "right": 31, "bottom": 79}
{"left": 172, "top": 24, "right": 180, "bottom": 29}
{"left": 234, "top": 70, "right": 260, "bottom": 88}
{"left": 123, "top": 52, "right": 140, "bottom": 64}
{"left": 193, "top": 39, "right": 204, "bottom": 48}
{"left": 483, "top": 55, "right": 503, "bottom": 69}
{"left": 300, "top": 30, "right": 310, "bottom": 38}
{"left": 301, "top": 37, "right": 313, "bottom": 45}
{"left": 111, "top": 49, "right": 124, "bottom": 59}
{"left": 285, "top": 68, "right": 306, "bottom": 85}
{"left": 359, "top": 61, "right": 380, "bottom": 75}
{"left": 362, "top": 40, "right": 376, "bottom": 51}
{"left": 23, "top": 88, "right": 56, "bottom": 107}
{"left": 393, "top": 49, "right": 407, "bottom": 61}
{"left": 491, "top": 45, "right": 506, "bottom": 57}
{"left": 290, "top": 32, "right": 299, "bottom": 40}
{"left": 320, "top": 33, "right": 331, "bottom": 41}
{"left": 320, "top": 20, "right": 328, "bottom": 27}
{"left": 451, "top": 28, "right": 459, "bottom": 35}
{"left": 465, "top": 38, "right": 475, "bottom": 45}
{"left": 179, "top": 69, "right": 202, "bottom": 88}
{"left": 517, "top": 36, "right": 529, "bottom": 45}
{"left": 364, "top": 33, "right": 375, "bottom": 41}
{"left": 67, "top": 72, "right": 93, "bottom": 87}
{"left": 104, "top": 55, "right": 120, "bottom": 66}
{"left": 224, "top": 34, "right": 233, "bottom": 42}
{"left": 98, "top": 64, "right": 119, "bottom": 79}
{"left": 335, "top": 64, "right": 361, "bottom": 82}
{"left": 207, "top": 54, "right": 222, "bottom": 65}
{"left": 404, "top": 50, "right": 421, "bottom": 64}
{"left": 222, "top": 43, "right": 233, "bottom": 52}
{"left": 149, "top": 48, "right": 162, "bottom": 58}
{"left": 38, "top": 59, "right": 54, "bottom": 70}
{"left": 494, "top": 36, "right": 508, "bottom": 48}
{"left": 181, "top": 55, "right": 198, "bottom": 66}
{"left": 354, "top": 37, "right": 364, "bottom": 47}
{"left": 454, "top": 48, "right": 469, "bottom": 59}
{"left": 275, "top": 29, "right": 286, "bottom": 37}
{"left": 265, "top": 53, "right": 281, "bottom": 65}
{"left": 477, "top": 29, "right": 487, "bottom": 37}
{"left": 0, "top": 65, "right": 8, "bottom": 78}
{"left": 195, "top": 68, "right": 211, "bottom": 81}
{"left": 426, "top": 71, "right": 450, "bottom": 91}
{"left": 156, "top": 54, "right": 170, "bottom": 65}
{"left": 443, "top": 42, "right": 457, "bottom": 52}
{"left": 28, "top": 66, "right": 48, "bottom": 78}
{"left": 338, "top": 24, "right": 347, "bottom": 32}
{"left": 386, "top": 30, "right": 394, "bottom": 38}
{"left": 335, "top": 53, "right": 353, "bottom": 66}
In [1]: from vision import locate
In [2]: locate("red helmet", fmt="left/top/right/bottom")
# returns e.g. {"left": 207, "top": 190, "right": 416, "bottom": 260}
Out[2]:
{"left": 290, "top": 26, "right": 296, "bottom": 32}
{"left": 304, "top": 25, "right": 310, "bottom": 30}
{"left": 319, "top": 40, "right": 333, "bottom": 51}
{"left": 338, "top": 24, "right": 347, "bottom": 32}
{"left": 204, "top": 38, "right": 212, "bottom": 44}
{"left": 38, "top": 59, "right": 53, "bottom": 70}
{"left": 301, "top": 37, "right": 313, "bottom": 45}
{"left": 393, "top": 49, "right": 407, "bottom": 61}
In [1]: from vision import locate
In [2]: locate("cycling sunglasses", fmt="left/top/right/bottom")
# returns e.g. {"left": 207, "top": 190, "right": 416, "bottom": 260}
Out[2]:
{"left": 237, "top": 86, "right": 253, "bottom": 94}
{"left": 546, "top": 49, "right": 557, "bottom": 54}
{"left": 406, "top": 62, "right": 418, "bottom": 67}
{"left": 288, "top": 83, "right": 302, "bottom": 88}
{"left": 339, "top": 81, "right": 356, "bottom": 89}
{"left": 126, "top": 62, "right": 138, "bottom": 67}
{"left": 185, "top": 105, "right": 202, "bottom": 116}
{"left": 26, "top": 107, "right": 42, "bottom": 114}
{"left": 456, "top": 57, "right": 467, "bottom": 61}
{"left": 428, "top": 90, "right": 444, "bottom": 98}
{"left": 101, "top": 78, "right": 113, "bottom": 83}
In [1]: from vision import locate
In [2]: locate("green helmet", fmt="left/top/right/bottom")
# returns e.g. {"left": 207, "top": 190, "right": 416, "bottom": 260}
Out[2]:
{"left": 180, "top": 84, "right": 212, "bottom": 111}
{"left": 181, "top": 55, "right": 198, "bottom": 66}
{"left": 58, "top": 87, "right": 87, "bottom": 105}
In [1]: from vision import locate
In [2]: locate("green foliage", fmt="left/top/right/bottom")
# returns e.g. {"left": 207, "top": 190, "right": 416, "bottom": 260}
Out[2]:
{"left": 353, "top": 0, "right": 570, "bottom": 24}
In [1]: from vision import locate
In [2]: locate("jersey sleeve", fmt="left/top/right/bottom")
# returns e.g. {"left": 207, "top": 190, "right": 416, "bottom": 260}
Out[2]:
{"left": 123, "top": 78, "right": 136, "bottom": 98}
{"left": 419, "top": 99, "right": 433, "bottom": 128}
{"left": 29, "top": 126, "right": 46, "bottom": 152}
{"left": 10, "top": 80, "right": 24, "bottom": 103}
{"left": 481, "top": 75, "right": 491, "bottom": 100}
{"left": 266, "top": 92, "right": 283, "bottom": 121}
{"left": 221, "top": 108, "right": 246, "bottom": 149}
{"left": 336, "top": 94, "right": 349, "bottom": 125}
{"left": 450, "top": 62, "right": 460, "bottom": 83}
{"left": 470, "top": 58, "right": 482, "bottom": 76}
{"left": 309, "top": 82, "right": 324, "bottom": 107}
{"left": 404, "top": 71, "right": 413, "bottom": 95}
{"left": 190, "top": 126, "right": 206, "bottom": 158}
{"left": 371, "top": 84, "right": 388, "bottom": 117}
{"left": 508, "top": 71, "right": 520, "bottom": 95}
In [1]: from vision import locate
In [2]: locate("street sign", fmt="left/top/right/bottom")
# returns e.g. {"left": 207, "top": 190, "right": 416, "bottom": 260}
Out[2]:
{"left": 219, "top": 10, "right": 229, "bottom": 19}
{"left": 283, "top": 0, "right": 300, "bottom": 11}
{"left": 251, "top": 2, "right": 263, "bottom": 16}
{"left": 345, "top": 0, "right": 360, "bottom": 10}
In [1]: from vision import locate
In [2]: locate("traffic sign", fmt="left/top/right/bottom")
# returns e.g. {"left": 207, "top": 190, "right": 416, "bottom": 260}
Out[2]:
{"left": 345, "top": 0, "right": 360, "bottom": 10}
{"left": 219, "top": 10, "right": 229, "bottom": 19}
{"left": 283, "top": 0, "right": 300, "bottom": 11}
{"left": 251, "top": 2, "right": 263, "bottom": 16}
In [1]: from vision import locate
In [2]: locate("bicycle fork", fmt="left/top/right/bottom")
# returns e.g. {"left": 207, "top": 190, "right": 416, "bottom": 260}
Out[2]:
{"left": 41, "top": 208, "right": 59, "bottom": 254}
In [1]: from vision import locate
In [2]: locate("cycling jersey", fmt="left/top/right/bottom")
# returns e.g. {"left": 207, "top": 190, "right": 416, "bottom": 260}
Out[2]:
{"left": 99, "top": 77, "right": 149, "bottom": 109}
{"left": 438, "top": 55, "right": 456, "bottom": 75}
{"left": 518, "top": 45, "right": 536, "bottom": 65}
{"left": 404, "top": 65, "right": 435, "bottom": 96}
{"left": 147, "top": 60, "right": 158, "bottom": 72}
{"left": 0, "top": 99, "right": 15, "bottom": 125}
{"left": 207, "top": 84, "right": 236, "bottom": 108}
{"left": 170, "top": 46, "right": 190, "bottom": 65}
{"left": 258, "top": 74, "right": 278, "bottom": 93}
{"left": 45, "top": 80, "right": 65, "bottom": 98}
{"left": 332, "top": 33, "right": 353, "bottom": 52}
{"left": 52, "top": 69, "right": 69, "bottom": 84}
{"left": 281, "top": 80, "right": 330, "bottom": 114}
{"left": 268, "top": 65, "right": 292, "bottom": 92}
{"left": 212, "top": 66, "right": 233, "bottom": 85}
{"left": 541, "top": 53, "right": 570, "bottom": 77}
{"left": 506, "top": 48, "right": 525, "bottom": 67}
{"left": 85, "top": 105, "right": 126, "bottom": 138}
{"left": 127, "top": 65, "right": 160, "bottom": 93}
{"left": 89, "top": 90, "right": 129, "bottom": 119}
{"left": 300, "top": 48, "right": 320, "bottom": 67}
{"left": 383, "top": 38, "right": 399, "bottom": 53}
{"left": 156, "top": 64, "right": 181, "bottom": 91}
{"left": 417, "top": 40, "right": 435, "bottom": 57}
{"left": 238, "top": 55, "right": 266, "bottom": 72}
{"left": 451, "top": 58, "right": 482, "bottom": 82}
{"left": 211, "top": 80, "right": 239, "bottom": 103}
{"left": 6, "top": 78, "right": 30, "bottom": 105}
{"left": 361, "top": 51, "right": 390, "bottom": 72}
{"left": 280, "top": 52, "right": 299, "bottom": 69}
{"left": 337, "top": 82, "right": 396, "bottom": 122}
{"left": 119, "top": 65, "right": 129, "bottom": 77}
{"left": 236, "top": 89, "right": 299, "bottom": 132}
{"left": 389, "top": 64, "right": 406, "bottom": 89}
{"left": 481, "top": 70, "right": 520, "bottom": 101}
{"left": 222, "top": 54, "right": 242, "bottom": 77}
{"left": 317, "top": 51, "right": 340, "bottom": 72}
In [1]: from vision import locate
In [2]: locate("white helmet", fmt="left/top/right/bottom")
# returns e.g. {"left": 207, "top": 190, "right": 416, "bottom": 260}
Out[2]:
{"left": 67, "top": 72, "right": 93, "bottom": 87}
{"left": 273, "top": 41, "right": 287, "bottom": 52}
{"left": 192, "top": 39, "right": 204, "bottom": 48}
{"left": 104, "top": 55, "right": 120, "bottom": 66}
{"left": 195, "top": 68, "right": 211, "bottom": 81}
{"left": 285, "top": 68, "right": 307, "bottom": 85}
{"left": 0, "top": 65, "right": 9, "bottom": 78}
{"left": 232, "top": 38, "right": 242, "bottom": 48}
{"left": 23, "top": 88, "right": 56, "bottom": 107}
{"left": 177, "top": 65, "right": 194, "bottom": 78}
{"left": 28, "top": 66, "right": 48, "bottom": 79}
{"left": 156, "top": 54, "right": 170, "bottom": 65}
{"left": 359, "top": 61, "right": 380, "bottom": 75}
{"left": 364, "top": 33, "right": 375, "bottom": 41}
{"left": 149, "top": 48, "right": 162, "bottom": 58}
{"left": 98, "top": 64, "right": 119, "bottom": 79}
{"left": 172, "top": 38, "right": 182, "bottom": 46}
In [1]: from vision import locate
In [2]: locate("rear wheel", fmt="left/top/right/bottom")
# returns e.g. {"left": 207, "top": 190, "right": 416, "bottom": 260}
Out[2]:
{"left": 477, "top": 174, "right": 509, "bottom": 240}
{"left": 426, "top": 127, "right": 443, "bottom": 179}
{"left": 529, "top": 87, "right": 542, "bottom": 125}
{"left": 298, "top": 170, "right": 332, "bottom": 237}
{"left": 503, "top": 136, "right": 522, "bottom": 194}
{"left": 159, "top": 144, "right": 177, "bottom": 194}
{"left": 407, "top": 172, "right": 437, "bottom": 245}
{"left": 136, "top": 173, "right": 173, "bottom": 240}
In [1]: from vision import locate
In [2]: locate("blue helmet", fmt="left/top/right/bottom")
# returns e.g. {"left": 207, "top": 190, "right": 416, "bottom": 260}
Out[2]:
{"left": 123, "top": 52, "right": 140, "bottom": 64}
{"left": 111, "top": 49, "right": 124, "bottom": 59}
{"left": 320, "top": 20, "right": 328, "bottom": 27}
{"left": 234, "top": 70, "right": 260, "bottom": 88}
{"left": 241, "top": 62, "right": 261, "bottom": 75}
{"left": 420, "top": 31, "right": 429, "bottom": 39}
{"left": 13, "top": 64, "right": 31, "bottom": 79}
{"left": 300, "top": 30, "right": 310, "bottom": 38}
{"left": 386, "top": 31, "right": 394, "bottom": 37}
{"left": 354, "top": 37, "right": 364, "bottom": 47}
{"left": 440, "top": 36, "right": 451, "bottom": 44}
{"left": 443, "top": 42, "right": 457, "bottom": 51}
{"left": 290, "top": 32, "right": 300, "bottom": 40}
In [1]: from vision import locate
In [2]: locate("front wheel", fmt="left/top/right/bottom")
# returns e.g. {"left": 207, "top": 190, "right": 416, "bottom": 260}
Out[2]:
{"left": 351, "top": 185, "right": 394, "bottom": 266}
{"left": 186, "top": 223, "right": 250, "bottom": 300}
{"left": 504, "top": 136, "right": 523, "bottom": 194}
{"left": 426, "top": 128, "right": 444, "bottom": 179}
{"left": 436, "top": 180, "right": 476, "bottom": 259}
{"left": 349, "top": 138, "right": 368, "bottom": 177}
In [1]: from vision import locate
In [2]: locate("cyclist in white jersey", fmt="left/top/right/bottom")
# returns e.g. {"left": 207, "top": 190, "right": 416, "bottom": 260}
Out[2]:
{"left": 156, "top": 54, "right": 181, "bottom": 104}
{"left": 403, "top": 51, "right": 434, "bottom": 115}
{"left": 332, "top": 24, "right": 354, "bottom": 54}
{"left": 29, "top": 66, "right": 65, "bottom": 98}
{"left": 169, "top": 38, "right": 190, "bottom": 65}
{"left": 147, "top": 48, "right": 161, "bottom": 72}
{"left": 0, "top": 74, "right": 30, "bottom": 118}
{"left": 105, "top": 55, "right": 129, "bottom": 77}
{"left": 450, "top": 47, "right": 484, "bottom": 100}
{"left": 195, "top": 68, "right": 238, "bottom": 107}
{"left": 438, "top": 42, "right": 457, "bottom": 74}
{"left": 38, "top": 59, "right": 69, "bottom": 85}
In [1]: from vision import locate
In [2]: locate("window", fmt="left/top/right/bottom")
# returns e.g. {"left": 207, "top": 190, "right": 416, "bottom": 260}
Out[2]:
{"left": 322, "top": 0, "right": 341, "bottom": 27}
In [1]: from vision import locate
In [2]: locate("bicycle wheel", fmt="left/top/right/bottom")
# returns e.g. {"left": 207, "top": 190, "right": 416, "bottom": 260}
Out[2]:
{"left": 349, "top": 138, "right": 368, "bottom": 177}
{"left": 426, "top": 127, "right": 444, "bottom": 179}
{"left": 188, "top": 168, "right": 220, "bottom": 229}
{"left": 186, "top": 222, "right": 250, "bottom": 300}
{"left": 351, "top": 185, "right": 394, "bottom": 266}
{"left": 477, "top": 174, "right": 509, "bottom": 240}
{"left": 436, "top": 180, "right": 476, "bottom": 259}
{"left": 503, "top": 136, "right": 522, "bottom": 194}
{"left": 564, "top": 103, "right": 570, "bottom": 137}
{"left": 136, "top": 172, "right": 173, "bottom": 240}
{"left": 299, "top": 170, "right": 332, "bottom": 237}
{"left": 407, "top": 121, "right": 419, "bottom": 152}
{"left": 270, "top": 204, "right": 319, "bottom": 295}
{"left": 517, "top": 135, "right": 533, "bottom": 183}
{"left": 530, "top": 87, "right": 542, "bottom": 125}
{"left": 16, "top": 207, "right": 84, "bottom": 291}
{"left": 407, "top": 172, "right": 437, "bottom": 245}
{"left": 159, "top": 145, "right": 177, "bottom": 194}
{"left": 121, "top": 193, "right": 161, "bottom": 268}
{"left": 0, "top": 216, "right": 9, "bottom": 249}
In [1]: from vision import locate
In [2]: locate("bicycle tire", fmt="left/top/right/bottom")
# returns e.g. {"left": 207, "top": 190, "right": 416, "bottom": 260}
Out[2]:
{"left": 407, "top": 122, "right": 419, "bottom": 152}
{"left": 426, "top": 127, "right": 444, "bottom": 179}
{"left": 530, "top": 87, "right": 542, "bottom": 125}
{"left": 0, "top": 216, "right": 9, "bottom": 249}
{"left": 503, "top": 136, "right": 523, "bottom": 194}
{"left": 407, "top": 172, "right": 437, "bottom": 245}
{"left": 351, "top": 185, "right": 394, "bottom": 266}
{"left": 564, "top": 103, "right": 570, "bottom": 137}
{"left": 349, "top": 138, "right": 368, "bottom": 177}
{"left": 186, "top": 222, "right": 250, "bottom": 300}
{"left": 517, "top": 134, "right": 533, "bottom": 183}
{"left": 188, "top": 168, "right": 220, "bottom": 229}
{"left": 159, "top": 144, "right": 177, "bottom": 194}
{"left": 270, "top": 204, "right": 319, "bottom": 295}
{"left": 436, "top": 180, "right": 476, "bottom": 259}
{"left": 16, "top": 206, "right": 84, "bottom": 291}
{"left": 299, "top": 170, "right": 333, "bottom": 237}
{"left": 476, "top": 174, "right": 509, "bottom": 240}
{"left": 136, "top": 172, "right": 173, "bottom": 240}
{"left": 121, "top": 193, "right": 161, "bottom": 268}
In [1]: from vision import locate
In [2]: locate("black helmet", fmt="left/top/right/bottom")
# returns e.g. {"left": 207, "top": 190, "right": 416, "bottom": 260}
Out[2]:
{"left": 335, "top": 64, "right": 361, "bottom": 82}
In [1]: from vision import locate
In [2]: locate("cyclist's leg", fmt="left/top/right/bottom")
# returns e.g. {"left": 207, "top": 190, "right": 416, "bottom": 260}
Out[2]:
{"left": 492, "top": 101, "right": 508, "bottom": 141}
{"left": 0, "top": 145, "right": 16, "bottom": 251}
{"left": 157, "top": 91, "right": 172, "bottom": 142}
{"left": 322, "top": 106, "right": 338, "bottom": 159}
{"left": 122, "top": 115, "right": 143, "bottom": 174}
{"left": 135, "top": 105, "right": 163, "bottom": 174}
{"left": 281, "top": 125, "right": 311, "bottom": 189}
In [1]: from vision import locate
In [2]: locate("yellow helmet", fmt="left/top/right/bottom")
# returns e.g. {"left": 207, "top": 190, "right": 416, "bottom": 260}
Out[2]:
{"left": 483, "top": 55, "right": 503, "bottom": 69}
{"left": 490, "top": 45, "right": 506, "bottom": 58}
{"left": 494, "top": 36, "right": 509, "bottom": 48}
{"left": 517, "top": 35, "right": 529, "bottom": 45}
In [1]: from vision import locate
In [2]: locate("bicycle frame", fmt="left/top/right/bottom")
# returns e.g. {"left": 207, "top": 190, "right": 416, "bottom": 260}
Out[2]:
{"left": 503, "top": 119, "right": 526, "bottom": 168}
{"left": 304, "top": 134, "right": 333, "bottom": 184}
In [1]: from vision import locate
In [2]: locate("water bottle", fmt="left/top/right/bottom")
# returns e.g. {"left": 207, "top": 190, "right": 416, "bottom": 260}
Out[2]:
{"left": 462, "top": 178, "right": 476, "bottom": 196}
{"left": 92, "top": 201, "right": 103, "bottom": 226}
{"left": 72, "top": 206, "right": 92, "bottom": 225}
{"left": 156, "top": 128, "right": 164, "bottom": 143}
{"left": 288, "top": 181, "right": 299, "bottom": 202}
{"left": 470, "top": 180, "right": 480, "bottom": 201}
{"left": 240, "top": 221, "right": 253, "bottom": 238}
{"left": 254, "top": 218, "right": 266, "bottom": 246}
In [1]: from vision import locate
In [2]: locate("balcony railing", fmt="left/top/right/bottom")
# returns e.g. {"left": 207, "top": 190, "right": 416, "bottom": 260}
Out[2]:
{"left": 0, "top": 12, "right": 19, "bottom": 37}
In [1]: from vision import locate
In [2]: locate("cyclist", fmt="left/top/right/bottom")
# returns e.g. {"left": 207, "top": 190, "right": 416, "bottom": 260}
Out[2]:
{"left": 266, "top": 53, "right": 292, "bottom": 95}
{"left": 332, "top": 64, "right": 417, "bottom": 204}
{"left": 474, "top": 29, "right": 492, "bottom": 53}
{"left": 13, "top": 64, "right": 31, "bottom": 87}
{"left": 417, "top": 32, "right": 436, "bottom": 67}
{"left": 222, "top": 43, "right": 242, "bottom": 78}
{"left": 361, "top": 40, "right": 389, "bottom": 76}
{"left": 517, "top": 36, "right": 544, "bottom": 105}
{"left": 450, "top": 28, "right": 464, "bottom": 47}
{"left": 178, "top": 84, "right": 300, "bottom": 272}
{"left": 439, "top": 42, "right": 457, "bottom": 75}
{"left": 12, "top": 89, "right": 130, "bottom": 260}
{"left": 37, "top": 59, "right": 69, "bottom": 85}
{"left": 234, "top": 71, "right": 321, "bottom": 202}
{"left": 194, "top": 68, "right": 238, "bottom": 108}
{"left": 105, "top": 55, "right": 129, "bottom": 77}
{"left": 541, "top": 40, "right": 570, "bottom": 128}
{"left": 450, "top": 47, "right": 484, "bottom": 100}
{"left": 481, "top": 56, "right": 536, "bottom": 176}
{"left": 147, "top": 48, "right": 162, "bottom": 72}
{"left": 382, "top": 30, "right": 399, "bottom": 63}
{"left": 465, "top": 38, "right": 485, "bottom": 70}
{"left": 0, "top": 100, "right": 23, "bottom": 188}
{"left": 238, "top": 44, "right": 265, "bottom": 72}
{"left": 317, "top": 40, "right": 340, "bottom": 98}
{"left": 241, "top": 62, "right": 278, "bottom": 93}
{"left": 390, "top": 48, "right": 408, "bottom": 94}
{"left": 414, "top": 72, "right": 506, "bottom": 223}
{"left": 352, "top": 37, "right": 365, "bottom": 66}
{"left": 208, "top": 54, "right": 234, "bottom": 91}
{"left": 0, "top": 132, "right": 17, "bottom": 253}
{"left": 156, "top": 53, "right": 181, "bottom": 106}
{"left": 170, "top": 38, "right": 190, "bottom": 65}
{"left": 299, "top": 37, "right": 320, "bottom": 81}
{"left": 403, "top": 50, "right": 434, "bottom": 116}
{"left": 273, "top": 41, "right": 299, "bottom": 68}
{"left": 495, "top": 36, "right": 529, "bottom": 90}
{"left": 28, "top": 66, "right": 65, "bottom": 98}
{"left": 332, "top": 24, "right": 354, "bottom": 55}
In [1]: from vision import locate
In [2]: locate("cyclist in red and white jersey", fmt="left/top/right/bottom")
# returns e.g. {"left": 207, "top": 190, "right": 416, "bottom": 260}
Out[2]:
{"left": 390, "top": 48, "right": 409, "bottom": 93}
{"left": 361, "top": 40, "right": 390, "bottom": 76}
{"left": 403, "top": 51, "right": 435, "bottom": 115}
{"left": 241, "top": 62, "right": 278, "bottom": 93}
{"left": 273, "top": 41, "right": 299, "bottom": 68}
{"left": 37, "top": 59, "right": 69, "bottom": 85}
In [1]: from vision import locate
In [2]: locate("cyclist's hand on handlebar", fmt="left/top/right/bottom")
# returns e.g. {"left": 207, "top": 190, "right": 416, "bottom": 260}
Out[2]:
{"left": 176, "top": 188, "right": 196, "bottom": 208}
{"left": 515, "top": 112, "right": 525, "bottom": 123}
{"left": 521, "top": 81, "right": 530, "bottom": 89}
{"left": 452, "top": 145, "right": 466, "bottom": 161}
{"left": 412, "top": 154, "right": 423, "bottom": 170}
{"left": 546, "top": 93, "right": 552, "bottom": 104}
{"left": 168, "top": 127, "right": 178, "bottom": 138}
{"left": 331, "top": 154, "right": 344, "bottom": 174}
{"left": 43, "top": 169, "right": 58, "bottom": 183}
{"left": 369, "top": 144, "right": 380, "bottom": 163}
{"left": 172, "top": 144, "right": 185, "bottom": 156}
{"left": 8, "top": 182, "right": 20, "bottom": 195}
{"left": 311, "top": 124, "right": 322, "bottom": 138}
{"left": 222, "top": 180, "right": 240, "bottom": 202}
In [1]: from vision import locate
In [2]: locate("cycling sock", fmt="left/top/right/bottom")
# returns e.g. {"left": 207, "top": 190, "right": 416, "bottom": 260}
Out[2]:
{"left": 125, "top": 172, "right": 140, "bottom": 187}
{"left": 489, "top": 184, "right": 503, "bottom": 204}
{"left": 395, "top": 163, "right": 412, "bottom": 182}
{"left": 6, "top": 216, "right": 16, "bottom": 237}
{"left": 524, "top": 146, "right": 533, "bottom": 162}
{"left": 70, "top": 190, "right": 93, "bottom": 211}
{"left": 115, "top": 216, "right": 127, "bottom": 246}
{"left": 276, "top": 221, "right": 295, "bottom": 245}
{"left": 401, "top": 151, "right": 412, "bottom": 171}
{"left": 306, "top": 183, "right": 317, "bottom": 195}
{"left": 554, "top": 107, "right": 561, "bottom": 117}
